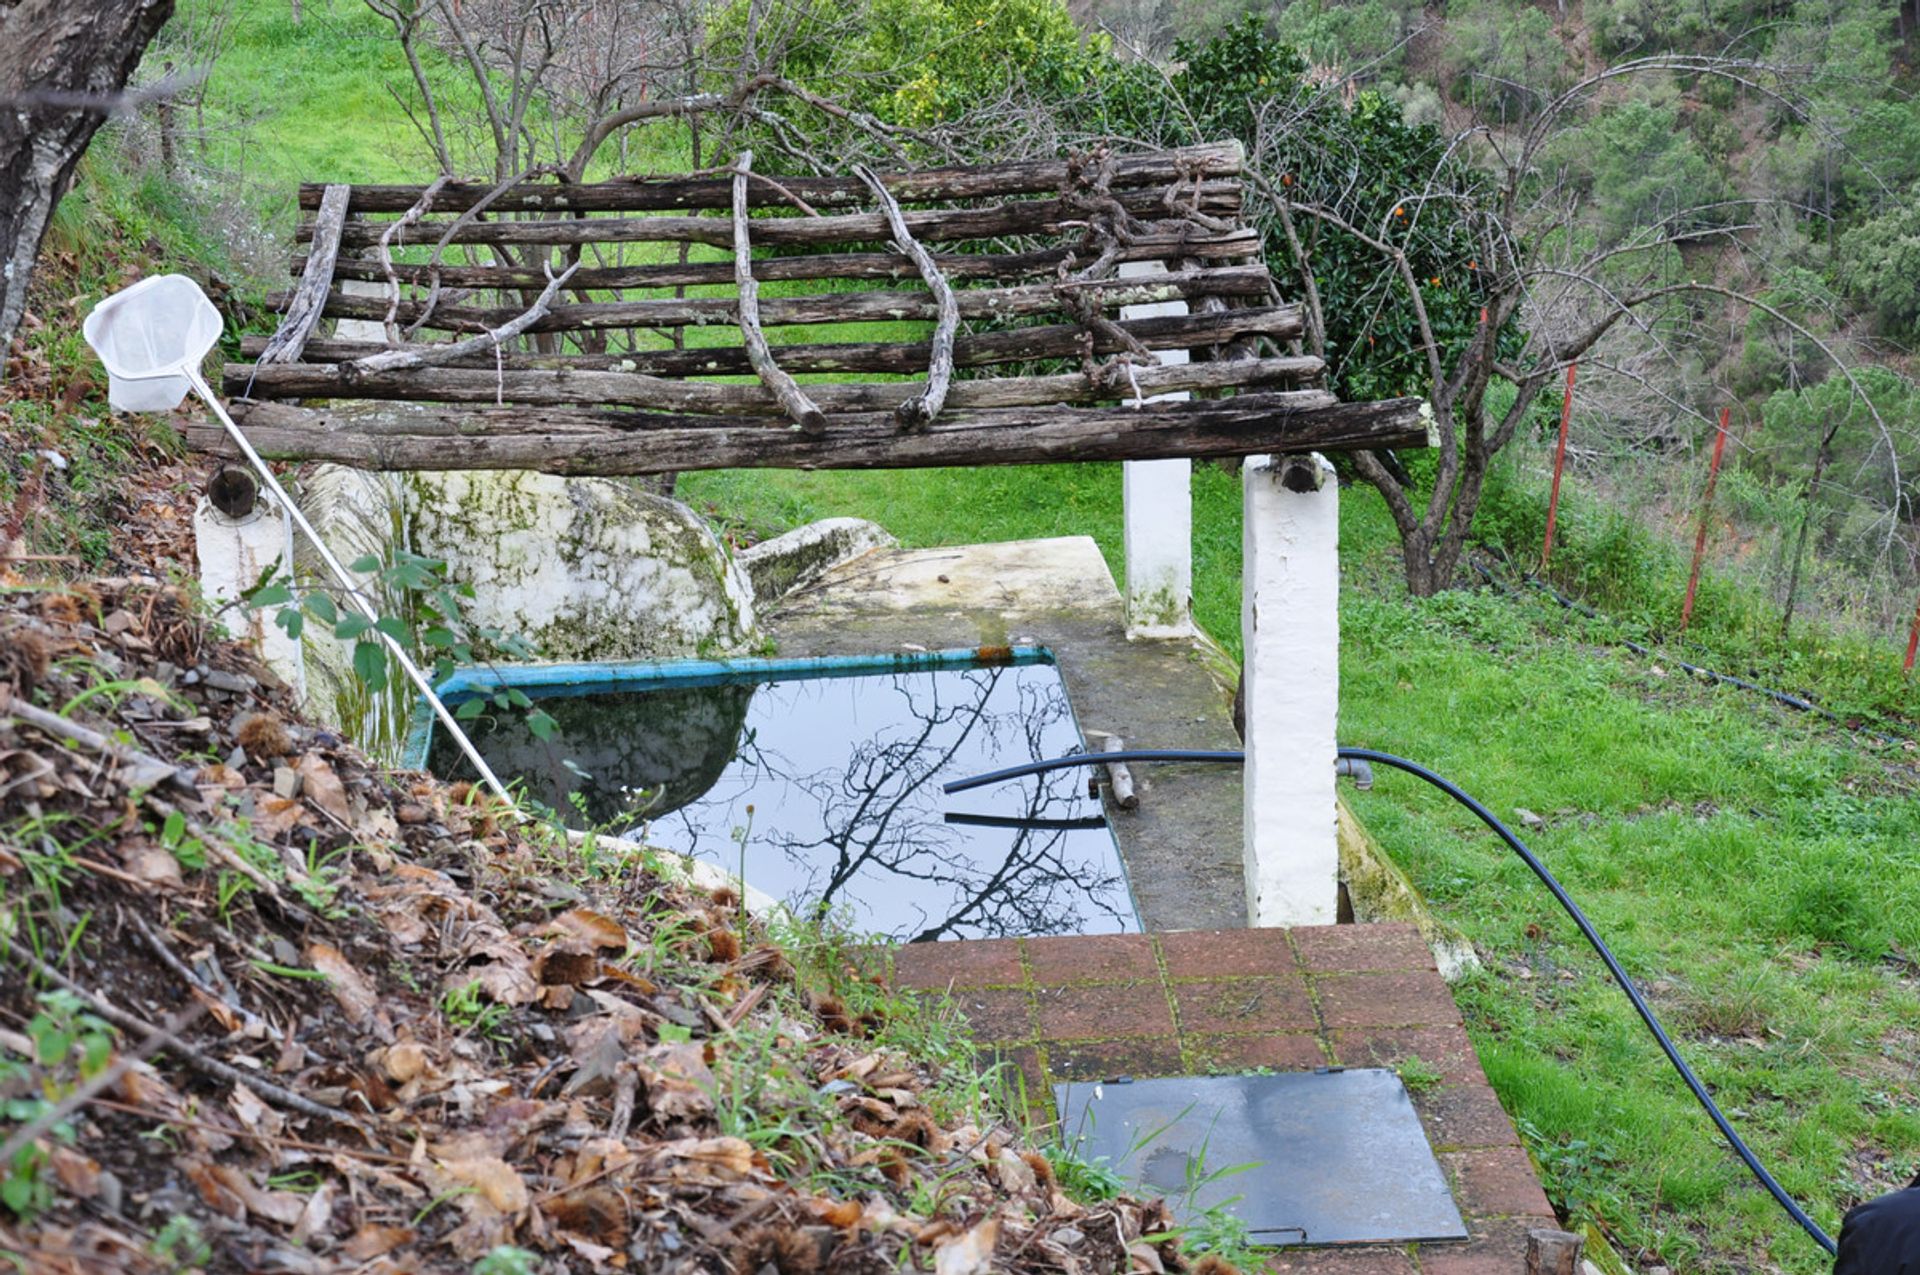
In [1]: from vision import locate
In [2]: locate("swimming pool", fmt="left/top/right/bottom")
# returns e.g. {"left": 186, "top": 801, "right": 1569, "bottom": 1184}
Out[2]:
{"left": 406, "top": 648, "right": 1140, "bottom": 941}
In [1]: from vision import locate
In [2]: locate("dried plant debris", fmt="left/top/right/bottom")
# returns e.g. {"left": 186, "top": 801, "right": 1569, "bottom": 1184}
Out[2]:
{"left": 0, "top": 579, "right": 1214, "bottom": 1273}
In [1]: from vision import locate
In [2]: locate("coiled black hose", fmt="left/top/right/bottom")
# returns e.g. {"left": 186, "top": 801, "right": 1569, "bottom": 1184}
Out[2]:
{"left": 942, "top": 745, "right": 1840, "bottom": 1257}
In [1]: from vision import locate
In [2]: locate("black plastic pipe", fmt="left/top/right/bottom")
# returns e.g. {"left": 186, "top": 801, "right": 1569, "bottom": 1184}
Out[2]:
{"left": 942, "top": 745, "right": 1840, "bottom": 1256}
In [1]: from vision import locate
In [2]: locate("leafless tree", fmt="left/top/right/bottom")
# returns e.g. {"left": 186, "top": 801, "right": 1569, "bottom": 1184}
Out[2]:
{"left": 0, "top": 0, "right": 176, "bottom": 354}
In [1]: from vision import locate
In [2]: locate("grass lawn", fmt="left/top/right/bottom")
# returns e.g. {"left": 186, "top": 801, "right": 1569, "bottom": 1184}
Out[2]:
{"left": 684, "top": 463, "right": 1920, "bottom": 1273}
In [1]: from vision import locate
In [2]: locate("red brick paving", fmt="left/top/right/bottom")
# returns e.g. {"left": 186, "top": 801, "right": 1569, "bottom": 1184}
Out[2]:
{"left": 891, "top": 922, "right": 1557, "bottom": 1273}
{"left": 1294, "top": 923, "right": 1437, "bottom": 974}
{"left": 1439, "top": 1148, "right": 1557, "bottom": 1220}
{"left": 1315, "top": 970, "right": 1462, "bottom": 1029}
{"left": 1188, "top": 1031, "right": 1327, "bottom": 1073}
{"left": 1034, "top": 980, "right": 1175, "bottom": 1039}
{"left": 1160, "top": 926, "right": 1299, "bottom": 978}
{"left": 893, "top": 936, "right": 1023, "bottom": 989}
{"left": 1414, "top": 1085, "right": 1525, "bottom": 1151}
{"left": 1025, "top": 932, "right": 1158, "bottom": 984}
{"left": 1172, "top": 975, "right": 1318, "bottom": 1034}
{"left": 1332, "top": 1024, "right": 1487, "bottom": 1085}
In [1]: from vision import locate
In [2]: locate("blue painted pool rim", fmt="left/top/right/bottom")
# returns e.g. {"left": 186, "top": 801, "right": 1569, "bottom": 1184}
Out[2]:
{"left": 401, "top": 644, "right": 1057, "bottom": 772}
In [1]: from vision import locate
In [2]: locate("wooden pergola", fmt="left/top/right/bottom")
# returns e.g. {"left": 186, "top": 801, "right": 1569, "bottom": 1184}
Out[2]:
{"left": 200, "top": 141, "right": 1430, "bottom": 474}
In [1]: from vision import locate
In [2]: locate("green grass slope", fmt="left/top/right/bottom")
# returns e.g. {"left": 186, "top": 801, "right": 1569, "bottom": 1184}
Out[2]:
{"left": 686, "top": 463, "right": 1920, "bottom": 1273}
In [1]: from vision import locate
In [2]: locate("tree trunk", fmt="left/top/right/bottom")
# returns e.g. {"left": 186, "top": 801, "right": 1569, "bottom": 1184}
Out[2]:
{"left": 0, "top": 0, "right": 174, "bottom": 354}
{"left": 1780, "top": 436, "right": 1831, "bottom": 639}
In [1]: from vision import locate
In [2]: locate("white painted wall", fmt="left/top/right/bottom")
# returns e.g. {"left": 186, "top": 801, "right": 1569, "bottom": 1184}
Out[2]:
{"left": 1241, "top": 453, "right": 1339, "bottom": 926}
{"left": 194, "top": 490, "right": 305, "bottom": 697}
{"left": 1117, "top": 260, "right": 1194, "bottom": 638}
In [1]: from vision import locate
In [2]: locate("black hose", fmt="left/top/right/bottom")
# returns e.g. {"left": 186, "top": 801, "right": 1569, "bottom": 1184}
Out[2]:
{"left": 941, "top": 749, "right": 1245, "bottom": 794}
{"left": 942, "top": 745, "right": 1840, "bottom": 1256}
{"left": 1339, "top": 748, "right": 1837, "bottom": 1257}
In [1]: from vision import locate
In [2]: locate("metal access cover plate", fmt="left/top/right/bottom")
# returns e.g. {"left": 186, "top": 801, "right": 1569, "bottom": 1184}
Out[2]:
{"left": 1054, "top": 1068, "right": 1468, "bottom": 1247}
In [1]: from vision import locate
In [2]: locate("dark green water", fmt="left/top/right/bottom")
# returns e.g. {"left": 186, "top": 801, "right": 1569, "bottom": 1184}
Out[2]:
{"left": 426, "top": 662, "right": 1138, "bottom": 940}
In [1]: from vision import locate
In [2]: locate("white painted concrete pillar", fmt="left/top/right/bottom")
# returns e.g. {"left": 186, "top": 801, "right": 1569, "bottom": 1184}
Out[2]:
{"left": 1118, "top": 261, "right": 1194, "bottom": 639}
{"left": 194, "top": 489, "right": 306, "bottom": 698}
{"left": 1241, "top": 452, "right": 1339, "bottom": 927}
{"left": 336, "top": 278, "right": 387, "bottom": 343}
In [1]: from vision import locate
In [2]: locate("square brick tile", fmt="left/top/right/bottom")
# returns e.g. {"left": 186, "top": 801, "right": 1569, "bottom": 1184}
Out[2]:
{"left": 1024, "top": 933, "right": 1157, "bottom": 984}
{"left": 1293, "top": 922, "right": 1435, "bottom": 974}
{"left": 1172, "top": 976, "right": 1317, "bottom": 1034}
{"left": 893, "top": 938, "right": 1025, "bottom": 990}
{"left": 1332, "top": 1025, "right": 1486, "bottom": 1084}
{"left": 1314, "top": 970, "right": 1460, "bottom": 1029}
{"left": 1045, "top": 1035, "right": 1185, "bottom": 1082}
{"left": 1414, "top": 1217, "right": 1542, "bottom": 1275}
{"left": 1440, "top": 1147, "right": 1555, "bottom": 1220}
{"left": 1186, "top": 1031, "right": 1327, "bottom": 1073}
{"left": 1266, "top": 1245, "right": 1419, "bottom": 1273}
{"left": 1414, "top": 1085, "right": 1522, "bottom": 1151}
{"left": 1034, "top": 981, "right": 1175, "bottom": 1040}
{"left": 943, "top": 986, "right": 1036, "bottom": 1043}
{"left": 1158, "top": 927, "right": 1298, "bottom": 979}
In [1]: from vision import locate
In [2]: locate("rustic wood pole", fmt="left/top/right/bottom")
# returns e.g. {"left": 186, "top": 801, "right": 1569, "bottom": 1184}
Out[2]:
{"left": 732, "top": 151, "right": 827, "bottom": 436}
{"left": 1680, "top": 405, "right": 1732, "bottom": 635}
{"left": 1903, "top": 592, "right": 1920, "bottom": 675}
{"left": 1524, "top": 1227, "right": 1584, "bottom": 1275}
{"left": 854, "top": 164, "right": 957, "bottom": 430}
{"left": 257, "top": 184, "right": 349, "bottom": 365}
{"left": 1541, "top": 361, "right": 1576, "bottom": 567}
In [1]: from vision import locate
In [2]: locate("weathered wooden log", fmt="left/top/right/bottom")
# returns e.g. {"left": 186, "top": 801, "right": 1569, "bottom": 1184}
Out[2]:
{"left": 732, "top": 153, "right": 825, "bottom": 435}
{"left": 296, "top": 231, "right": 1264, "bottom": 292}
{"left": 187, "top": 393, "right": 1432, "bottom": 475}
{"left": 286, "top": 264, "right": 1275, "bottom": 337}
{"left": 303, "top": 184, "right": 1243, "bottom": 251}
{"left": 1524, "top": 1229, "right": 1583, "bottom": 1275}
{"left": 233, "top": 304, "right": 1305, "bottom": 381}
{"left": 224, "top": 354, "right": 1324, "bottom": 414}
{"left": 857, "top": 164, "right": 956, "bottom": 429}
{"left": 257, "top": 183, "right": 348, "bottom": 365}
{"left": 296, "top": 141, "right": 1247, "bottom": 214}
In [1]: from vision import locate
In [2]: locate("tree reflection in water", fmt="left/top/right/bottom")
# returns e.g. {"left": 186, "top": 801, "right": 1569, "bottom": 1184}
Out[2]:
{"left": 640, "top": 663, "right": 1138, "bottom": 941}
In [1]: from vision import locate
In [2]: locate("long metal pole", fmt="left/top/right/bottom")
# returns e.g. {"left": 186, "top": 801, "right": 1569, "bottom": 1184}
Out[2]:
{"left": 184, "top": 369, "right": 514, "bottom": 806}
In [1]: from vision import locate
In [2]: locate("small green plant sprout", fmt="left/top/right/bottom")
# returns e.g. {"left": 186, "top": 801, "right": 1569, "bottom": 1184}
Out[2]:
{"left": 154, "top": 809, "right": 205, "bottom": 872}
{"left": 240, "top": 552, "right": 557, "bottom": 741}
{"left": 1396, "top": 1054, "right": 1443, "bottom": 1094}
{"left": 1, "top": 991, "right": 117, "bottom": 1219}
{"left": 473, "top": 1245, "right": 540, "bottom": 1275}
{"left": 149, "top": 1215, "right": 211, "bottom": 1272}
{"left": 440, "top": 979, "right": 511, "bottom": 1039}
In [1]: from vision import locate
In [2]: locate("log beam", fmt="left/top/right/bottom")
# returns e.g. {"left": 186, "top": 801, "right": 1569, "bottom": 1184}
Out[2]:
{"left": 279, "top": 264, "right": 1274, "bottom": 337}
{"left": 294, "top": 141, "right": 1247, "bottom": 214}
{"left": 187, "top": 394, "right": 1432, "bottom": 476}
{"left": 232, "top": 304, "right": 1305, "bottom": 382}
{"left": 221, "top": 354, "right": 1323, "bottom": 413}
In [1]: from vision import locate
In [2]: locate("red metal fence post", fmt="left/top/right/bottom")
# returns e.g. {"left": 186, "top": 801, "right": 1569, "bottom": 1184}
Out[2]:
{"left": 1680, "top": 406, "right": 1732, "bottom": 636}
{"left": 1541, "top": 362, "right": 1577, "bottom": 567}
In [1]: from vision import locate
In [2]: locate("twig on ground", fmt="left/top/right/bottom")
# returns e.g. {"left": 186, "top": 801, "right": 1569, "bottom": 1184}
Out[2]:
{"left": 12, "top": 949, "right": 355, "bottom": 1126}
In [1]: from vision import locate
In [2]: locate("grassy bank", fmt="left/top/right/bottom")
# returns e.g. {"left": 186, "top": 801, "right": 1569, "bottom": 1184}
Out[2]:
{"left": 686, "top": 462, "right": 1920, "bottom": 1273}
